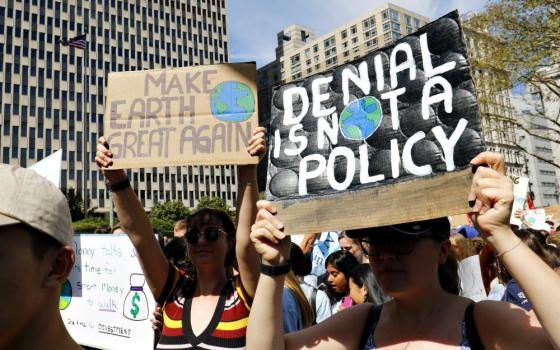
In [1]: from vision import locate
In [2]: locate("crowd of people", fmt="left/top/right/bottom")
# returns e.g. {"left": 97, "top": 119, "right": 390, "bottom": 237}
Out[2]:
{"left": 1, "top": 127, "right": 560, "bottom": 350}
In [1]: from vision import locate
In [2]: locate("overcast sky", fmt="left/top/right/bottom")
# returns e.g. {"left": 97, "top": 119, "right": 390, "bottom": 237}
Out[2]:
{"left": 228, "top": 0, "right": 490, "bottom": 68}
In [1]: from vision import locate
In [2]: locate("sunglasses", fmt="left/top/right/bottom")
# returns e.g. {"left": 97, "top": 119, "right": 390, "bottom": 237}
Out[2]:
{"left": 186, "top": 227, "right": 227, "bottom": 244}
{"left": 358, "top": 234, "right": 429, "bottom": 258}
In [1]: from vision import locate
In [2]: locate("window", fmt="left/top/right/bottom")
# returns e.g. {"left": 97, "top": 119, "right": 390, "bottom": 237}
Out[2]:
{"left": 362, "top": 16, "right": 375, "bottom": 29}
{"left": 390, "top": 9, "right": 399, "bottom": 21}
{"left": 326, "top": 56, "right": 338, "bottom": 67}
{"left": 352, "top": 37, "right": 358, "bottom": 44}
{"left": 290, "top": 54, "right": 300, "bottom": 65}
{"left": 350, "top": 25, "right": 357, "bottom": 35}
{"left": 382, "top": 10, "right": 389, "bottom": 21}
{"left": 304, "top": 48, "right": 311, "bottom": 58}
{"left": 324, "top": 36, "right": 336, "bottom": 48}
{"left": 405, "top": 15, "right": 412, "bottom": 26}
{"left": 313, "top": 44, "right": 319, "bottom": 53}
{"left": 540, "top": 170, "right": 556, "bottom": 176}
{"left": 325, "top": 47, "right": 337, "bottom": 57}
{"left": 383, "top": 22, "right": 391, "bottom": 32}
{"left": 541, "top": 182, "right": 556, "bottom": 188}
{"left": 366, "top": 38, "right": 378, "bottom": 48}
{"left": 414, "top": 18, "right": 421, "bottom": 28}
{"left": 341, "top": 30, "right": 347, "bottom": 39}
{"left": 392, "top": 22, "right": 400, "bottom": 31}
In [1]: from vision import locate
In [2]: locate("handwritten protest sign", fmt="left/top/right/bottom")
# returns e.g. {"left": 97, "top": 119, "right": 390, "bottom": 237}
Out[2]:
{"left": 104, "top": 63, "right": 259, "bottom": 168}
{"left": 510, "top": 176, "right": 529, "bottom": 227}
{"left": 60, "top": 234, "right": 156, "bottom": 350}
{"left": 266, "top": 12, "right": 484, "bottom": 234}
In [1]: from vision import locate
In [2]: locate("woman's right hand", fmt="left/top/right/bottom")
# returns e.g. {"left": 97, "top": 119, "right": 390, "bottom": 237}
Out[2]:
{"left": 95, "top": 136, "right": 127, "bottom": 183}
{"left": 250, "top": 200, "right": 291, "bottom": 265}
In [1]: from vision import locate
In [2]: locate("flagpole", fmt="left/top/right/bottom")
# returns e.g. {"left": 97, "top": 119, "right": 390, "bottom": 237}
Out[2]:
{"left": 83, "top": 34, "right": 89, "bottom": 218}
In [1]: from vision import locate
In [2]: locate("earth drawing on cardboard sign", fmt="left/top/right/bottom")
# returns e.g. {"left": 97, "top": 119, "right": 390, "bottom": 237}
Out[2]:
{"left": 210, "top": 81, "right": 255, "bottom": 122}
{"left": 339, "top": 96, "right": 383, "bottom": 141}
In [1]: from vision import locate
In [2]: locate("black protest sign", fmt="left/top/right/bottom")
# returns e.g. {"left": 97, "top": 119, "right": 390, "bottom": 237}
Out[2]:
{"left": 266, "top": 12, "right": 484, "bottom": 234}
{"left": 104, "top": 63, "right": 259, "bottom": 169}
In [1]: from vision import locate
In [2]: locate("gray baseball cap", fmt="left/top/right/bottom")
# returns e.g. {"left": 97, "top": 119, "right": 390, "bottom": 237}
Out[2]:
{"left": 0, "top": 165, "right": 73, "bottom": 246}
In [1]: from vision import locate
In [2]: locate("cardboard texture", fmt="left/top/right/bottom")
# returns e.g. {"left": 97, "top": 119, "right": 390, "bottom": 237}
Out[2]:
{"left": 104, "top": 62, "right": 259, "bottom": 169}
{"left": 266, "top": 12, "right": 484, "bottom": 234}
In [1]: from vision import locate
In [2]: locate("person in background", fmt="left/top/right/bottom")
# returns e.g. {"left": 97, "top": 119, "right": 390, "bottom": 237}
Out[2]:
{"left": 348, "top": 264, "right": 384, "bottom": 305}
{"left": 174, "top": 219, "right": 187, "bottom": 238}
{"left": 339, "top": 231, "right": 369, "bottom": 264}
{"left": 302, "top": 231, "right": 340, "bottom": 288}
{"left": 449, "top": 233, "right": 476, "bottom": 261}
{"left": 96, "top": 126, "right": 266, "bottom": 350}
{"left": 246, "top": 152, "right": 560, "bottom": 349}
{"left": 0, "top": 165, "right": 81, "bottom": 350}
{"left": 111, "top": 223, "right": 126, "bottom": 234}
{"left": 324, "top": 250, "right": 359, "bottom": 314}
{"left": 290, "top": 243, "right": 332, "bottom": 323}
{"left": 283, "top": 271, "right": 314, "bottom": 333}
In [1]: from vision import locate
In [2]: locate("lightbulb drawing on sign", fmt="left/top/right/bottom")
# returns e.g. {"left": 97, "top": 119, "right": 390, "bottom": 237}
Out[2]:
{"left": 123, "top": 273, "right": 149, "bottom": 321}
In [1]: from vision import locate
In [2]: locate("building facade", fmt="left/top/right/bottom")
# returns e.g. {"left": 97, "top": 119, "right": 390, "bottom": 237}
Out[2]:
{"left": 462, "top": 15, "right": 526, "bottom": 178}
{"left": 0, "top": 0, "right": 238, "bottom": 212}
{"left": 514, "top": 68, "right": 560, "bottom": 207}
{"left": 258, "top": 3, "right": 430, "bottom": 123}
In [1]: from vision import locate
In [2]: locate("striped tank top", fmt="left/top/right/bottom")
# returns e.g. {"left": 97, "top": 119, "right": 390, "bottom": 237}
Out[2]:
{"left": 156, "top": 265, "right": 252, "bottom": 350}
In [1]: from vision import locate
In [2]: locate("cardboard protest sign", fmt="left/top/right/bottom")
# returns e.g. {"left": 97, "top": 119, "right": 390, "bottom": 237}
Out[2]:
{"left": 60, "top": 234, "right": 156, "bottom": 350}
{"left": 104, "top": 63, "right": 259, "bottom": 168}
{"left": 266, "top": 12, "right": 484, "bottom": 234}
{"left": 510, "top": 176, "right": 529, "bottom": 227}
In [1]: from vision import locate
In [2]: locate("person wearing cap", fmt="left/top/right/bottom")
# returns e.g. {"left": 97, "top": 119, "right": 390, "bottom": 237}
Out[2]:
{"left": 0, "top": 165, "right": 81, "bottom": 350}
{"left": 246, "top": 152, "right": 560, "bottom": 349}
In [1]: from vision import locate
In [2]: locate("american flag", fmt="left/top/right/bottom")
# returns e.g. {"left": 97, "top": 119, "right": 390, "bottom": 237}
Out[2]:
{"left": 59, "top": 34, "right": 87, "bottom": 49}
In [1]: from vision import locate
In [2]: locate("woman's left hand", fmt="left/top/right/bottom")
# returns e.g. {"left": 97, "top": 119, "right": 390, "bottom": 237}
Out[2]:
{"left": 469, "top": 162, "right": 514, "bottom": 240}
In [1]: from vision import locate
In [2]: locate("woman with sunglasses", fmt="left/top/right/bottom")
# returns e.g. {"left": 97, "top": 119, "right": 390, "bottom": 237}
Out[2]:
{"left": 247, "top": 152, "right": 560, "bottom": 349}
{"left": 96, "top": 127, "right": 266, "bottom": 350}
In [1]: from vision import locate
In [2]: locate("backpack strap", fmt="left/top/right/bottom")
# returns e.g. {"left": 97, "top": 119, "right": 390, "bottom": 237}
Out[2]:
{"left": 310, "top": 287, "right": 318, "bottom": 317}
{"left": 358, "top": 304, "right": 383, "bottom": 350}
{"left": 464, "top": 302, "right": 485, "bottom": 350}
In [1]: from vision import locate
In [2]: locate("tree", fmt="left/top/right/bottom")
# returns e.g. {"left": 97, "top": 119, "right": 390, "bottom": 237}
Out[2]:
{"left": 194, "top": 196, "right": 234, "bottom": 220}
{"left": 149, "top": 200, "right": 190, "bottom": 223}
{"left": 468, "top": 0, "right": 560, "bottom": 169}
{"left": 63, "top": 188, "right": 85, "bottom": 222}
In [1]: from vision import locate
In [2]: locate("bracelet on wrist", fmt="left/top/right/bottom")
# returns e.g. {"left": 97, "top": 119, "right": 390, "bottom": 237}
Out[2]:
{"left": 260, "top": 260, "right": 291, "bottom": 276}
{"left": 497, "top": 238, "right": 523, "bottom": 258}
{"left": 107, "top": 177, "right": 131, "bottom": 192}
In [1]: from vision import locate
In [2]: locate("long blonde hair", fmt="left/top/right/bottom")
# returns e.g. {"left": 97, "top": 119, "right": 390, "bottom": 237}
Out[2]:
{"left": 284, "top": 271, "right": 314, "bottom": 328}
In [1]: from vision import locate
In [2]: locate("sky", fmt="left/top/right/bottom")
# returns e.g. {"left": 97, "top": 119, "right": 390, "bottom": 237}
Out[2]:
{"left": 228, "top": 0, "right": 490, "bottom": 68}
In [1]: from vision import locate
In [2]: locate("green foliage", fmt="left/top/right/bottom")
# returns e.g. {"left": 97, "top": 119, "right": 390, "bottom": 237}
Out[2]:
{"left": 73, "top": 217, "right": 109, "bottom": 232}
{"left": 195, "top": 196, "right": 233, "bottom": 214}
{"left": 149, "top": 200, "right": 190, "bottom": 223}
{"left": 63, "top": 188, "right": 85, "bottom": 222}
{"left": 150, "top": 217, "right": 176, "bottom": 234}
{"left": 468, "top": 0, "right": 559, "bottom": 87}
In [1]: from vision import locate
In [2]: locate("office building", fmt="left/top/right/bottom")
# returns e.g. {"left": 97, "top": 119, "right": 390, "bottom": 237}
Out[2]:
{"left": 258, "top": 2, "right": 430, "bottom": 123}
{"left": 0, "top": 0, "right": 237, "bottom": 212}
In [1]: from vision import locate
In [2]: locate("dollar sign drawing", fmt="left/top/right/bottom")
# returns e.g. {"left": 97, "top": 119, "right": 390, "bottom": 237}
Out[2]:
{"left": 130, "top": 292, "right": 140, "bottom": 319}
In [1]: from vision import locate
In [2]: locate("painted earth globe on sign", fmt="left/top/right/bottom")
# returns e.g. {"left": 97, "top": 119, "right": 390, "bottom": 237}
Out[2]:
{"left": 59, "top": 279, "right": 72, "bottom": 310}
{"left": 210, "top": 81, "right": 255, "bottom": 122}
{"left": 339, "top": 96, "right": 383, "bottom": 141}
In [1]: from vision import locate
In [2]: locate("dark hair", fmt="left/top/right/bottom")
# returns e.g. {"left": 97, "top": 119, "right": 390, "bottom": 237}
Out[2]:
{"left": 23, "top": 225, "right": 63, "bottom": 260}
{"left": 164, "top": 237, "right": 191, "bottom": 271}
{"left": 349, "top": 264, "right": 384, "bottom": 305}
{"left": 186, "top": 208, "right": 236, "bottom": 266}
{"left": 290, "top": 243, "right": 312, "bottom": 277}
{"left": 324, "top": 250, "right": 359, "bottom": 300}
{"left": 438, "top": 251, "right": 460, "bottom": 295}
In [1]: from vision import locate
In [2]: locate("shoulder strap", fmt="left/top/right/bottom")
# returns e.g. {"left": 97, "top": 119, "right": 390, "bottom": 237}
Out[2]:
{"left": 311, "top": 287, "right": 318, "bottom": 314}
{"left": 358, "top": 304, "right": 383, "bottom": 350}
{"left": 464, "top": 302, "right": 485, "bottom": 350}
